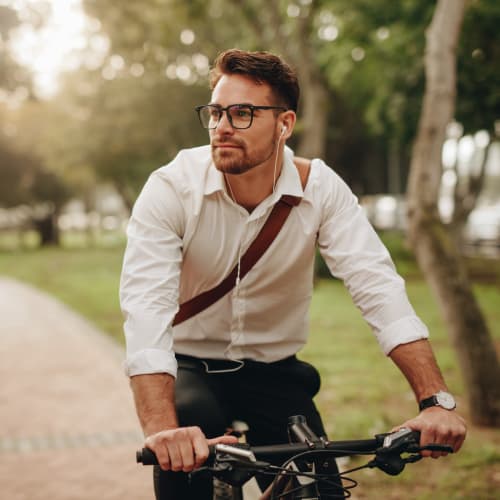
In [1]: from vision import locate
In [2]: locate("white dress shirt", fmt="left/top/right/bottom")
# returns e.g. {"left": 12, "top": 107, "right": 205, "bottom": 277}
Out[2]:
{"left": 120, "top": 145, "right": 429, "bottom": 378}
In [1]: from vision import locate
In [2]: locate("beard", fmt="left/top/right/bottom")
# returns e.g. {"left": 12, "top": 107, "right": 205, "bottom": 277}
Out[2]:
{"left": 211, "top": 133, "right": 278, "bottom": 175}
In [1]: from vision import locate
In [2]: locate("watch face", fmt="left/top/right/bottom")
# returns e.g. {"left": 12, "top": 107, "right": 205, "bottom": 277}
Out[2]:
{"left": 436, "top": 391, "right": 456, "bottom": 410}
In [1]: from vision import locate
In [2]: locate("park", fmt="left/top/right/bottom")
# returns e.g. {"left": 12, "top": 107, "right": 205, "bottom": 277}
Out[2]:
{"left": 1, "top": 1, "right": 499, "bottom": 498}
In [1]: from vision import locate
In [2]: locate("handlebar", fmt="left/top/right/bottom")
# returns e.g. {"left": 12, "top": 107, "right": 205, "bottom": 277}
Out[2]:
{"left": 137, "top": 438, "right": 381, "bottom": 466}
{"left": 136, "top": 423, "right": 454, "bottom": 499}
{"left": 136, "top": 428, "right": 453, "bottom": 468}
{"left": 135, "top": 414, "right": 455, "bottom": 500}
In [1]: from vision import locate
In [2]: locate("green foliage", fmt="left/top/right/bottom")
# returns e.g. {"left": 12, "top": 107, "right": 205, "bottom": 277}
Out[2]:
{"left": 72, "top": 0, "right": 498, "bottom": 198}
{"left": 457, "top": 0, "right": 500, "bottom": 133}
{"left": 0, "top": 136, "right": 37, "bottom": 206}
{"left": 0, "top": 6, "right": 60, "bottom": 212}
{"left": 3, "top": 0, "right": 500, "bottom": 208}
{"left": 53, "top": 71, "right": 210, "bottom": 206}
{"left": 0, "top": 103, "right": 73, "bottom": 212}
{"left": 318, "top": 0, "right": 432, "bottom": 134}
{"left": 0, "top": 5, "right": 32, "bottom": 92}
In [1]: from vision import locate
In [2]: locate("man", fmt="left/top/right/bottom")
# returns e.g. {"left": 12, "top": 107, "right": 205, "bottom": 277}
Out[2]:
{"left": 120, "top": 49, "right": 466, "bottom": 499}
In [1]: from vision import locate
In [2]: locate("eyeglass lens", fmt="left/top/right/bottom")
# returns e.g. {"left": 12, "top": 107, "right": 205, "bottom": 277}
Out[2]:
{"left": 199, "top": 105, "right": 253, "bottom": 129}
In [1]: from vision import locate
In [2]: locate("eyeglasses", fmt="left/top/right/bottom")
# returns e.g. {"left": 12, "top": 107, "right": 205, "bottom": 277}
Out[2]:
{"left": 195, "top": 103, "right": 287, "bottom": 130}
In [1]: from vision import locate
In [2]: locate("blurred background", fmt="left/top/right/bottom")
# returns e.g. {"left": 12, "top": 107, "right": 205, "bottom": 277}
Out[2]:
{"left": 1, "top": 1, "right": 499, "bottom": 498}
{"left": 0, "top": 0, "right": 498, "bottom": 253}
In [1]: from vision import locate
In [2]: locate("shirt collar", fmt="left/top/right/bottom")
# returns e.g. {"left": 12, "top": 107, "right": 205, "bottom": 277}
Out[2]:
{"left": 205, "top": 155, "right": 225, "bottom": 196}
{"left": 274, "top": 146, "right": 304, "bottom": 200}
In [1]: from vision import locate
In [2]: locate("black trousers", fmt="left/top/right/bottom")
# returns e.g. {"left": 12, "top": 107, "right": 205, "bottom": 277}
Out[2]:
{"left": 154, "top": 354, "right": 344, "bottom": 499}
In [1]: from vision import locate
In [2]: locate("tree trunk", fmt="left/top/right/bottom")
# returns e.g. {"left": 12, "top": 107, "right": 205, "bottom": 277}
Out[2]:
{"left": 449, "top": 138, "right": 491, "bottom": 250}
{"left": 295, "top": 68, "right": 329, "bottom": 159}
{"left": 407, "top": 0, "right": 500, "bottom": 426}
{"left": 33, "top": 212, "right": 60, "bottom": 246}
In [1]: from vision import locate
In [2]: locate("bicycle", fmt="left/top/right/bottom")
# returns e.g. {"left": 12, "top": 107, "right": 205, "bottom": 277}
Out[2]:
{"left": 136, "top": 414, "right": 453, "bottom": 499}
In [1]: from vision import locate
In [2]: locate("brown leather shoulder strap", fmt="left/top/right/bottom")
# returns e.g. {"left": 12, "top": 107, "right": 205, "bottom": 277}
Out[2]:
{"left": 172, "top": 159, "right": 311, "bottom": 326}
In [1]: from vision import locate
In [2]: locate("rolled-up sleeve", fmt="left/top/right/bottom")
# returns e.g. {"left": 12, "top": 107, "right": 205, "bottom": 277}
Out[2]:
{"left": 317, "top": 169, "right": 429, "bottom": 354}
{"left": 120, "top": 172, "right": 184, "bottom": 377}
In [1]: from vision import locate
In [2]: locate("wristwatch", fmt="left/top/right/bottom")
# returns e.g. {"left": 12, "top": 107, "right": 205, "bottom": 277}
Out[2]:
{"left": 419, "top": 390, "right": 456, "bottom": 411}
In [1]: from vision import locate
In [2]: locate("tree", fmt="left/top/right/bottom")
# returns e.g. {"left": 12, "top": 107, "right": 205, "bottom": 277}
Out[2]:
{"left": 0, "top": 104, "right": 72, "bottom": 246}
{"left": 0, "top": 5, "right": 33, "bottom": 93}
{"left": 443, "top": 0, "right": 500, "bottom": 247}
{"left": 456, "top": 0, "right": 500, "bottom": 134}
{"left": 407, "top": 0, "right": 500, "bottom": 425}
{"left": 50, "top": 68, "right": 209, "bottom": 209}
{"left": 0, "top": 4, "right": 71, "bottom": 245}
{"left": 74, "top": 0, "right": 498, "bottom": 199}
{"left": 81, "top": 0, "right": 332, "bottom": 159}
{"left": 87, "top": 0, "right": 436, "bottom": 180}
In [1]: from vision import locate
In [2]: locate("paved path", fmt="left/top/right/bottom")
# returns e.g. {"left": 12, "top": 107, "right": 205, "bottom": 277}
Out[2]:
{"left": 0, "top": 278, "right": 152, "bottom": 500}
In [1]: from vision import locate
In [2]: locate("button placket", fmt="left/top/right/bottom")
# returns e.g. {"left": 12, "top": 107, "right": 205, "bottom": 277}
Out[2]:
{"left": 225, "top": 204, "right": 272, "bottom": 358}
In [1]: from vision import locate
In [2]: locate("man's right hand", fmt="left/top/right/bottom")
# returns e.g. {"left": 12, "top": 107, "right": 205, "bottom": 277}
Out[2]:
{"left": 144, "top": 426, "right": 238, "bottom": 472}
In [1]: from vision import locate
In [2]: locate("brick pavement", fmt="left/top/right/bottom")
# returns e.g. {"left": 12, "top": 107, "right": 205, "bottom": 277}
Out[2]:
{"left": 0, "top": 278, "right": 152, "bottom": 500}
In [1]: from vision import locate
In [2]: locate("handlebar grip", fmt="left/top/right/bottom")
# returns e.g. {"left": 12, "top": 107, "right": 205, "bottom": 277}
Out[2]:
{"left": 137, "top": 448, "right": 159, "bottom": 465}
{"left": 137, "top": 445, "right": 218, "bottom": 466}
{"left": 403, "top": 430, "right": 454, "bottom": 453}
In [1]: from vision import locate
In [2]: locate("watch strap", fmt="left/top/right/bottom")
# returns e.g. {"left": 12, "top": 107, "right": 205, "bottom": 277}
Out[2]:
{"left": 419, "top": 395, "right": 438, "bottom": 411}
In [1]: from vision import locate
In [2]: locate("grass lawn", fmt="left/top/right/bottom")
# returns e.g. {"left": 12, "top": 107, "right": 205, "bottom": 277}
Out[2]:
{"left": 303, "top": 278, "right": 500, "bottom": 499}
{"left": 0, "top": 240, "right": 126, "bottom": 343}
{"left": 0, "top": 233, "right": 499, "bottom": 499}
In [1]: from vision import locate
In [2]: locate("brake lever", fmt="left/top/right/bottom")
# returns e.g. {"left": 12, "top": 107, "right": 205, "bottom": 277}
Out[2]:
{"left": 380, "top": 428, "right": 454, "bottom": 455}
{"left": 420, "top": 443, "right": 454, "bottom": 453}
{"left": 198, "top": 446, "right": 271, "bottom": 487}
{"left": 371, "top": 428, "right": 453, "bottom": 476}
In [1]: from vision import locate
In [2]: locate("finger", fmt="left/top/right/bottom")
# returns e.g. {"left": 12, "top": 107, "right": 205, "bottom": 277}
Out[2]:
{"left": 419, "top": 428, "right": 436, "bottom": 458}
{"left": 208, "top": 435, "right": 239, "bottom": 445}
{"left": 196, "top": 435, "right": 239, "bottom": 469}
{"left": 453, "top": 417, "right": 467, "bottom": 453}
{"left": 449, "top": 427, "right": 466, "bottom": 453}
{"left": 452, "top": 436, "right": 464, "bottom": 454}
{"left": 178, "top": 440, "right": 196, "bottom": 472}
{"left": 428, "top": 426, "right": 446, "bottom": 458}
{"left": 172, "top": 427, "right": 204, "bottom": 472}
{"left": 432, "top": 445, "right": 449, "bottom": 459}
{"left": 389, "top": 423, "right": 406, "bottom": 433}
{"left": 159, "top": 445, "right": 172, "bottom": 470}
{"left": 189, "top": 428, "right": 209, "bottom": 470}
{"left": 145, "top": 436, "right": 171, "bottom": 471}
{"left": 438, "top": 421, "right": 463, "bottom": 458}
{"left": 168, "top": 443, "right": 184, "bottom": 471}
{"left": 431, "top": 429, "right": 451, "bottom": 459}
{"left": 163, "top": 433, "right": 183, "bottom": 472}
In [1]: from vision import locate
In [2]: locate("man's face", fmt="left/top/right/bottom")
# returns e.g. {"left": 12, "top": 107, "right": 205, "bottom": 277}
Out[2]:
{"left": 209, "top": 74, "right": 281, "bottom": 175}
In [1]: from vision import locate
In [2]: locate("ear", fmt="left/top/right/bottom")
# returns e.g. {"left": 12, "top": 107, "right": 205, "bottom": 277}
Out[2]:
{"left": 280, "top": 110, "right": 296, "bottom": 139}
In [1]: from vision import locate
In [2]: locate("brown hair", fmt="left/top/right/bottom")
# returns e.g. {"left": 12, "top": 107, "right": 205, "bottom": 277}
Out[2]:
{"left": 209, "top": 49, "right": 300, "bottom": 112}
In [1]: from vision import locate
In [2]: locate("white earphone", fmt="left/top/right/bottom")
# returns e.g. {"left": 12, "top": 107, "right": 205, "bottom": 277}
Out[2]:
{"left": 281, "top": 125, "right": 287, "bottom": 136}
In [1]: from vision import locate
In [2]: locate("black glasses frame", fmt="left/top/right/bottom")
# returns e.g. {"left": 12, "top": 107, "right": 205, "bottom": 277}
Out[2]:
{"left": 195, "top": 103, "right": 287, "bottom": 129}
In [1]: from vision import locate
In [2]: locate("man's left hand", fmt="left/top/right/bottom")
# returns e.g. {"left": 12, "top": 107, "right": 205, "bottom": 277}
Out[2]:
{"left": 396, "top": 407, "right": 467, "bottom": 458}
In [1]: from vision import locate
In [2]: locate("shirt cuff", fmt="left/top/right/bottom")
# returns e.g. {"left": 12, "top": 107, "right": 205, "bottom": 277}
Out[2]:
{"left": 124, "top": 348, "right": 178, "bottom": 378}
{"left": 375, "top": 316, "right": 430, "bottom": 355}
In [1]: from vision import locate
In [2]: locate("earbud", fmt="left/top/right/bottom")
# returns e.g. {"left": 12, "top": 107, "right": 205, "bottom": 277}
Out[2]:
{"left": 281, "top": 125, "right": 287, "bottom": 135}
